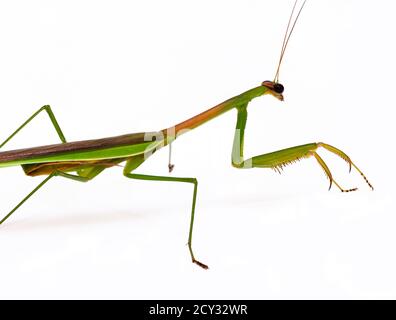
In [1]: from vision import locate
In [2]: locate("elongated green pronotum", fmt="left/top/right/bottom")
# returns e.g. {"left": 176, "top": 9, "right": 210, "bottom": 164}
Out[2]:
{"left": 0, "top": 1, "right": 373, "bottom": 269}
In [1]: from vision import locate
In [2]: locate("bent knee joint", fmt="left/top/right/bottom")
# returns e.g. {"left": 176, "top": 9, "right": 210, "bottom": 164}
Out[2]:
{"left": 232, "top": 158, "right": 252, "bottom": 169}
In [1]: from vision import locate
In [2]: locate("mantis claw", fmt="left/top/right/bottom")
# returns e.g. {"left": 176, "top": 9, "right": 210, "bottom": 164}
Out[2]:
{"left": 193, "top": 259, "right": 209, "bottom": 270}
{"left": 341, "top": 188, "right": 358, "bottom": 193}
{"left": 312, "top": 148, "right": 367, "bottom": 192}
{"left": 317, "top": 142, "right": 373, "bottom": 191}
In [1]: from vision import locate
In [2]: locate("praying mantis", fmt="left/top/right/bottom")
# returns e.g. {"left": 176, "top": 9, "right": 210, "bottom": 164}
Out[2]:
{"left": 0, "top": 1, "right": 373, "bottom": 269}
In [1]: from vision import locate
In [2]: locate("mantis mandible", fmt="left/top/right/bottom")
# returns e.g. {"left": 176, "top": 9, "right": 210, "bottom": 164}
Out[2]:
{"left": 0, "top": 1, "right": 373, "bottom": 269}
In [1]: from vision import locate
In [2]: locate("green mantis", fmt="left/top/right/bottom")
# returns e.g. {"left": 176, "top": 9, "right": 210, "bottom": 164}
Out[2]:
{"left": 0, "top": 0, "right": 373, "bottom": 270}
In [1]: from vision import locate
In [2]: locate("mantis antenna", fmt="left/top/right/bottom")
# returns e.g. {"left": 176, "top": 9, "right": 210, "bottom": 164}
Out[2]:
{"left": 274, "top": 0, "right": 307, "bottom": 83}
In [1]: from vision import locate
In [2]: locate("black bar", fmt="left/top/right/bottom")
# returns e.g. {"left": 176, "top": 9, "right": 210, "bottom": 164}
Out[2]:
{"left": 0, "top": 300, "right": 393, "bottom": 319}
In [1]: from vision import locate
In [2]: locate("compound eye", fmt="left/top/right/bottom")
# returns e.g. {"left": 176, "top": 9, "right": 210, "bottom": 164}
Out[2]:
{"left": 273, "top": 83, "right": 284, "bottom": 94}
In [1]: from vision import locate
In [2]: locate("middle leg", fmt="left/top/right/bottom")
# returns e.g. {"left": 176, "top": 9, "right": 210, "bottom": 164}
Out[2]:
{"left": 123, "top": 158, "right": 208, "bottom": 269}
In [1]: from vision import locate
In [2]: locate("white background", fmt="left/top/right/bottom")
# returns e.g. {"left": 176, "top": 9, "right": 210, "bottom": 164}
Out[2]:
{"left": 0, "top": 0, "right": 395, "bottom": 299}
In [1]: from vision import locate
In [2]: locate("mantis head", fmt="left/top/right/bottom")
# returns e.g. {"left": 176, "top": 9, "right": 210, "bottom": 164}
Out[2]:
{"left": 262, "top": 80, "right": 284, "bottom": 101}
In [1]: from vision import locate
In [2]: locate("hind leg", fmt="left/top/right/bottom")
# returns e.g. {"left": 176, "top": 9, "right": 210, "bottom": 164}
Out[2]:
{"left": 0, "top": 105, "right": 67, "bottom": 149}
{"left": 0, "top": 167, "right": 103, "bottom": 225}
